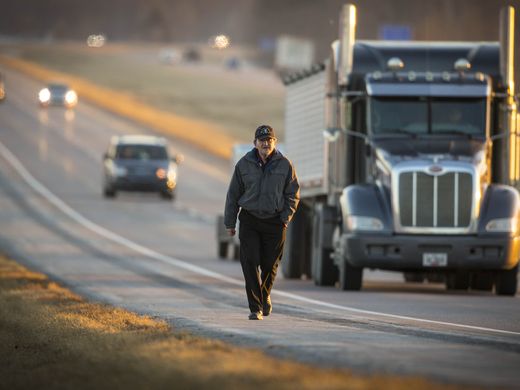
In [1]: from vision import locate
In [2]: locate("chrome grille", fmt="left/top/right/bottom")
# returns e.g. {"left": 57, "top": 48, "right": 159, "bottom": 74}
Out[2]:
{"left": 399, "top": 171, "right": 472, "bottom": 228}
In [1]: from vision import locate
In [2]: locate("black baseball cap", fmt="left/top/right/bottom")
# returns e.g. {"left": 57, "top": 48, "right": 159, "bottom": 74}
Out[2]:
{"left": 255, "top": 125, "right": 276, "bottom": 140}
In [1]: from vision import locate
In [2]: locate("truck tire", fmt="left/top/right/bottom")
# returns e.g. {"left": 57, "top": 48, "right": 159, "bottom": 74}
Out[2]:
{"left": 103, "top": 186, "right": 116, "bottom": 198}
{"left": 160, "top": 191, "right": 174, "bottom": 201}
{"left": 471, "top": 272, "right": 494, "bottom": 291}
{"left": 282, "top": 204, "right": 310, "bottom": 279}
{"left": 445, "top": 271, "right": 470, "bottom": 290}
{"left": 218, "top": 241, "right": 228, "bottom": 259}
{"left": 233, "top": 244, "right": 240, "bottom": 261}
{"left": 311, "top": 204, "right": 339, "bottom": 286}
{"left": 495, "top": 264, "right": 518, "bottom": 296}
{"left": 339, "top": 260, "right": 363, "bottom": 291}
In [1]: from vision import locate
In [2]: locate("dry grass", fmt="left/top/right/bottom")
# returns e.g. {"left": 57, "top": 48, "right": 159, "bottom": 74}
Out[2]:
{"left": 0, "top": 255, "right": 462, "bottom": 390}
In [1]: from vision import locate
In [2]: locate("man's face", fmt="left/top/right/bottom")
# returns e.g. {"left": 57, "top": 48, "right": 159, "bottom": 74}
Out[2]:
{"left": 254, "top": 137, "right": 276, "bottom": 159}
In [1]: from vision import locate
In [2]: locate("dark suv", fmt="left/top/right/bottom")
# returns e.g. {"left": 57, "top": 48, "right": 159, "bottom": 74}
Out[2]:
{"left": 102, "top": 135, "right": 181, "bottom": 200}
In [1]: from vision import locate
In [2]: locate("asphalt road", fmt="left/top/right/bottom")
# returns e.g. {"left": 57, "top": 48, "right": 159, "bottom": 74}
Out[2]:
{"left": 1, "top": 66, "right": 520, "bottom": 388}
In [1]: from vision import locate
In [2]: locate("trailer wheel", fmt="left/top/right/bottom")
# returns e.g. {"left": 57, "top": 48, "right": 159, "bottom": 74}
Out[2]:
{"left": 233, "top": 244, "right": 240, "bottom": 261}
{"left": 218, "top": 242, "right": 228, "bottom": 259}
{"left": 339, "top": 260, "right": 362, "bottom": 291}
{"left": 103, "top": 186, "right": 116, "bottom": 198}
{"left": 495, "top": 264, "right": 518, "bottom": 296}
{"left": 312, "top": 204, "right": 338, "bottom": 286}
{"left": 445, "top": 271, "right": 470, "bottom": 290}
{"left": 471, "top": 272, "right": 494, "bottom": 291}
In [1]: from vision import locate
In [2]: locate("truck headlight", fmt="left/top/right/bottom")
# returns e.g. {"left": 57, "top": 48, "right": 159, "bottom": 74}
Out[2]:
{"left": 345, "top": 216, "right": 384, "bottom": 232}
{"left": 485, "top": 218, "right": 518, "bottom": 234}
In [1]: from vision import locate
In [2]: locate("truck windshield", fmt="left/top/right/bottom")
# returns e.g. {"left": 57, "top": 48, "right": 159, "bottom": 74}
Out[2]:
{"left": 370, "top": 97, "right": 486, "bottom": 137}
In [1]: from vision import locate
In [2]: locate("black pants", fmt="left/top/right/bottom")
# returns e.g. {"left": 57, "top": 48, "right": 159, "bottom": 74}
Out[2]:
{"left": 238, "top": 210, "right": 286, "bottom": 313}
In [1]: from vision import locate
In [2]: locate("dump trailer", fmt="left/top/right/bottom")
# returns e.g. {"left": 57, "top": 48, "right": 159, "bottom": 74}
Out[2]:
{"left": 282, "top": 4, "right": 519, "bottom": 295}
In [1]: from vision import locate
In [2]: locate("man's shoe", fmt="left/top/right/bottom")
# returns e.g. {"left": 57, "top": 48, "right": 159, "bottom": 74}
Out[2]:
{"left": 248, "top": 311, "right": 263, "bottom": 320}
{"left": 263, "top": 295, "right": 272, "bottom": 316}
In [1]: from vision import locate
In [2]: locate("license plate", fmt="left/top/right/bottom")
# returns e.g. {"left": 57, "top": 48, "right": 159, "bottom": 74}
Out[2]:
{"left": 422, "top": 252, "right": 448, "bottom": 267}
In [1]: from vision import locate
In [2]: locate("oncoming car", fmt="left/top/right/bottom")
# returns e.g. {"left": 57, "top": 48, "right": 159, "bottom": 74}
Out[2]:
{"left": 38, "top": 83, "right": 78, "bottom": 108}
{"left": 102, "top": 135, "right": 182, "bottom": 200}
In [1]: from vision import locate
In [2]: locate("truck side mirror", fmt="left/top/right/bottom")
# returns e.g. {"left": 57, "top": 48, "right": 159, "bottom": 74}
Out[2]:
{"left": 365, "top": 143, "right": 372, "bottom": 157}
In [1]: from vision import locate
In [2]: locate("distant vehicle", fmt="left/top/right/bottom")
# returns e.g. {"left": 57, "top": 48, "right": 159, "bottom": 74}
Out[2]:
{"left": 225, "top": 57, "right": 240, "bottom": 70}
{"left": 0, "top": 73, "right": 5, "bottom": 102}
{"left": 87, "top": 34, "right": 106, "bottom": 48}
{"left": 216, "top": 143, "right": 251, "bottom": 260}
{"left": 38, "top": 83, "right": 78, "bottom": 108}
{"left": 183, "top": 47, "right": 201, "bottom": 62}
{"left": 275, "top": 35, "right": 315, "bottom": 73}
{"left": 102, "top": 135, "right": 182, "bottom": 200}
{"left": 159, "top": 48, "right": 180, "bottom": 65}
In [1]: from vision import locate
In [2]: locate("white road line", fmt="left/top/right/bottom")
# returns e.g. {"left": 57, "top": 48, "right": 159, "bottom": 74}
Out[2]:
{"left": 1, "top": 139, "right": 520, "bottom": 337}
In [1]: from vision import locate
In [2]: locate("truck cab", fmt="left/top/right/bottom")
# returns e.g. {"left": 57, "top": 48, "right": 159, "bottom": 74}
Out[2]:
{"left": 282, "top": 5, "right": 519, "bottom": 295}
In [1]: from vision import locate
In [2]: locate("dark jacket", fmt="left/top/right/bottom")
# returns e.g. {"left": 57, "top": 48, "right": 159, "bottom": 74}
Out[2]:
{"left": 224, "top": 148, "right": 300, "bottom": 228}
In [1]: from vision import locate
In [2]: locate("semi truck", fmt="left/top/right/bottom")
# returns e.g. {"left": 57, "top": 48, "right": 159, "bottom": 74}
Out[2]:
{"left": 282, "top": 4, "right": 519, "bottom": 295}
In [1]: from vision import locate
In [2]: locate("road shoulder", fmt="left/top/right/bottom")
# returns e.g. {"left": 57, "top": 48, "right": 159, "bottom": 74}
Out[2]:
{"left": 0, "top": 254, "right": 454, "bottom": 390}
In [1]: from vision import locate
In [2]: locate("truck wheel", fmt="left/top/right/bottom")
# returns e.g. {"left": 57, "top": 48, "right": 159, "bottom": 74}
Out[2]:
{"left": 103, "top": 186, "right": 116, "bottom": 198}
{"left": 445, "top": 271, "right": 470, "bottom": 290}
{"left": 471, "top": 272, "right": 494, "bottom": 291}
{"left": 339, "top": 260, "right": 363, "bottom": 291}
{"left": 160, "top": 191, "right": 174, "bottom": 200}
{"left": 312, "top": 204, "right": 338, "bottom": 286}
{"left": 218, "top": 242, "right": 228, "bottom": 259}
{"left": 495, "top": 264, "right": 518, "bottom": 296}
{"left": 233, "top": 244, "right": 240, "bottom": 261}
{"left": 403, "top": 272, "right": 424, "bottom": 283}
{"left": 282, "top": 204, "right": 310, "bottom": 279}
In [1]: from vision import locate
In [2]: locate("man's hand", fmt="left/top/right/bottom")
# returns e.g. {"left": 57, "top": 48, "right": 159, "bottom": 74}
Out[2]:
{"left": 226, "top": 228, "right": 236, "bottom": 236}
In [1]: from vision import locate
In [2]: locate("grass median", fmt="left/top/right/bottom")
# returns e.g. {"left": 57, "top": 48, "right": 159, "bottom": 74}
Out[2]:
{"left": 0, "top": 254, "right": 459, "bottom": 390}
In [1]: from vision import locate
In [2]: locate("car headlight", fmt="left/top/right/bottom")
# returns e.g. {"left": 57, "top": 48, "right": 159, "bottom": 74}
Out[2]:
{"left": 165, "top": 164, "right": 177, "bottom": 189}
{"left": 65, "top": 90, "right": 77, "bottom": 105}
{"left": 345, "top": 216, "right": 384, "bottom": 232}
{"left": 485, "top": 218, "right": 518, "bottom": 234}
{"left": 112, "top": 165, "right": 127, "bottom": 177}
{"left": 156, "top": 168, "right": 167, "bottom": 179}
{"left": 167, "top": 167, "right": 177, "bottom": 182}
{"left": 39, "top": 88, "right": 50, "bottom": 103}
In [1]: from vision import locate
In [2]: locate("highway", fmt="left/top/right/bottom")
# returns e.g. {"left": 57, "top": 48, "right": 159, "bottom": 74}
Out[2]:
{"left": 1, "top": 66, "right": 520, "bottom": 388}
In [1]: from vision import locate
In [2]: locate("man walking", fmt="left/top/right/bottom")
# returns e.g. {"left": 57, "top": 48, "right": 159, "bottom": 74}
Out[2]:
{"left": 224, "top": 125, "right": 300, "bottom": 320}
